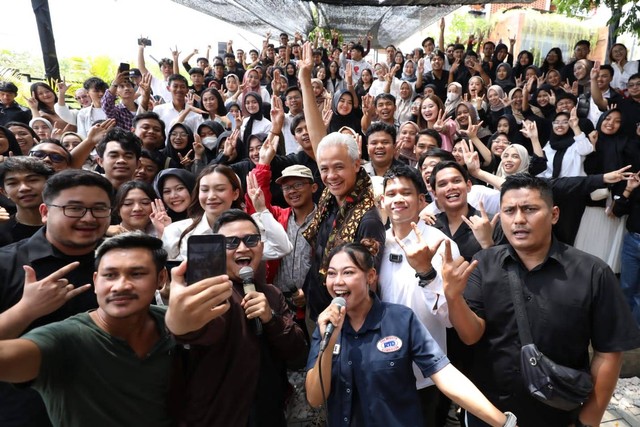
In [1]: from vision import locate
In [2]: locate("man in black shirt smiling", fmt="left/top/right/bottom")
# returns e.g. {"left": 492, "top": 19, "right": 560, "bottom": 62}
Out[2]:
{"left": 442, "top": 174, "right": 640, "bottom": 427}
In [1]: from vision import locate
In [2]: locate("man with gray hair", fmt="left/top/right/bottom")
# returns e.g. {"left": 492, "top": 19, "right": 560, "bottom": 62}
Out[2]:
{"left": 302, "top": 131, "right": 386, "bottom": 322}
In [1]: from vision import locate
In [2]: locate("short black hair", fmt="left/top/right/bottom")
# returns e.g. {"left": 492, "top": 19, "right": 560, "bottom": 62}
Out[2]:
{"left": 37, "top": 138, "right": 72, "bottom": 162}
{"left": 366, "top": 121, "right": 397, "bottom": 142}
{"left": 429, "top": 160, "right": 470, "bottom": 191}
{"left": 132, "top": 111, "right": 166, "bottom": 140}
{"left": 83, "top": 77, "right": 109, "bottom": 92}
{"left": 574, "top": 40, "right": 590, "bottom": 49}
{"left": 158, "top": 58, "right": 174, "bottom": 68}
{"left": 418, "top": 129, "right": 442, "bottom": 147}
{"left": 94, "top": 231, "right": 167, "bottom": 273}
{"left": 383, "top": 164, "right": 427, "bottom": 195}
{"left": 196, "top": 57, "right": 209, "bottom": 64}
{"left": 374, "top": 93, "right": 396, "bottom": 106}
{"left": 351, "top": 44, "right": 365, "bottom": 54}
{"left": 168, "top": 74, "right": 188, "bottom": 86}
{"left": 421, "top": 37, "right": 434, "bottom": 46}
{"left": 0, "top": 157, "right": 54, "bottom": 187}
{"left": 212, "top": 208, "right": 260, "bottom": 234}
{"left": 96, "top": 128, "right": 142, "bottom": 159}
{"left": 500, "top": 173, "right": 553, "bottom": 208}
{"left": 290, "top": 113, "right": 306, "bottom": 135}
{"left": 189, "top": 67, "right": 205, "bottom": 76}
{"left": 140, "top": 148, "right": 164, "bottom": 169}
{"left": 599, "top": 64, "right": 614, "bottom": 77}
{"left": 42, "top": 169, "right": 114, "bottom": 205}
{"left": 417, "top": 148, "right": 455, "bottom": 170}
{"left": 431, "top": 50, "right": 446, "bottom": 61}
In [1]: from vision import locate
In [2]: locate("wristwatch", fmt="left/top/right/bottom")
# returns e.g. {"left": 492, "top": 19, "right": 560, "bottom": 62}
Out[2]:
{"left": 503, "top": 411, "right": 517, "bottom": 427}
{"left": 415, "top": 268, "right": 437, "bottom": 287}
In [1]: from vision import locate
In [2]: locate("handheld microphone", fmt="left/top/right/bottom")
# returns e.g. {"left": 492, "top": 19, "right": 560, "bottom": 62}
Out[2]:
{"left": 239, "top": 266, "right": 263, "bottom": 336}
{"left": 319, "top": 297, "right": 346, "bottom": 352}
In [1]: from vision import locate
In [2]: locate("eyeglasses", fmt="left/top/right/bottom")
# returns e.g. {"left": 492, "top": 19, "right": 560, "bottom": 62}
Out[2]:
{"left": 29, "top": 150, "right": 67, "bottom": 163}
{"left": 552, "top": 120, "right": 569, "bottom": 126}
{"left": 47, "top": 204, "right": 112, "bottom": 218}
{"left": 225, "top": 234, "right": 261, "bottom": 250}
{"left": 170, "top": 132, "right": 188, "bottom": 138}
{"left": 282, "top": 182, "right": 309, "bottom": 193}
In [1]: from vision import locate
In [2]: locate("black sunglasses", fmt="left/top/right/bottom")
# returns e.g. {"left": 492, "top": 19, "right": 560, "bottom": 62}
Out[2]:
{"left": 29, "top": 150, "right": 67, "bottom": 164}
{"left": 225, "top": 234, "right": 261, "bottom": 250}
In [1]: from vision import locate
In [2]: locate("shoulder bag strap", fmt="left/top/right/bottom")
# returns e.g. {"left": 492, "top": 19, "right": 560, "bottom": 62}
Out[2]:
{"left": 506, "top": 262, "right": 534, "bottom": 345}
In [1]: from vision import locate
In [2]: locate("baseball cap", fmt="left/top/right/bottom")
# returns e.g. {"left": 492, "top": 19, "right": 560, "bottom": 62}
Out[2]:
{"left": 275, "top": 164, "right": 314, "bottom": 184}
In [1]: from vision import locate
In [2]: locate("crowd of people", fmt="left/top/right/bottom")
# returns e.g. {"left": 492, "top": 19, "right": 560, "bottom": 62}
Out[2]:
{"left": 0, "top": 18, "right": 639, "bottom": 427}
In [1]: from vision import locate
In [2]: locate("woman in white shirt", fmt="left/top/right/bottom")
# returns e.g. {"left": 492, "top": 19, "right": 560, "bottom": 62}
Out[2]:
{"left": 162, "top": 163, "right": 291, "bottom": 261}
{"left": 539, "top": 108, "right": 593, "bottom": 178}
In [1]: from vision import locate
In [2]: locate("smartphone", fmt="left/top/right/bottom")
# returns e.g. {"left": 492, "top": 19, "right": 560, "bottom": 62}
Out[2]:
{"left": 138, "top": 37, "right": 152, "bottom": 47}
{"left": 118, "top": 62, "right": 130, "bottom": 74}
{"left": 186, "top": 234, "right": 227, "bottom": 285}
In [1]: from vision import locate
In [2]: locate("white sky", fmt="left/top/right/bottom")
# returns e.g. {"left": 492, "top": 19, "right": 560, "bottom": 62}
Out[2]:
{"left": 1, "top": 0, "right": 263, "bottom": 62}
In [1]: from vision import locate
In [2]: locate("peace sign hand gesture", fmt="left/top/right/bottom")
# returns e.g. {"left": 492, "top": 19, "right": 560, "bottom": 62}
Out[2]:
{"left": 394, "top": 222, "right": 444, "bottom": 274}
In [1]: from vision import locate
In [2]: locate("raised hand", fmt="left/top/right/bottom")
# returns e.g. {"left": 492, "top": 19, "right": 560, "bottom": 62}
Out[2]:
{"left": 192, "top": 133, "right": 205, "bottom": 159}
{"left": 345, "top": 62, "right": 353, "bottom": 85}
{"left": 441, "top": 239, "right": 477, "bottom": 301}
{"left": 590, "top": 60, "right": 600, "bottom": 81}
{"left": 246, "top": 171, "right": 266, "bottom": 212}
{"left": 149, "top": 198, "right": 171, "bottom": 237}
{"left": 86, "top": 118, "right": 116, "bottom": 145}
{"left": 568, "top": 106, "right": 580, "bottom": 132}
{"left": 177, "top": 150, "right": 194, "bottom": 167}
{"left": 170, "top": 45, "right": 181, "bottom": 59}
{"left": 519, "top": 120, "right": 538, "bottom": 140}
{"left": 19, "top": 262, "right": 91, "bottom": 320}
{"left": 394, "top": 222, "right": 444, "bottom": 273}
{"left": 56, "top": 78, "right": 69, "bottom": 95}
{"left": 461, "top": 200, "right": 499, "bottom": 249}
{"left": 433, "top": 109, "right": 445, "bottom": 132}
{"left": 461, "top": 139, "right": 480, "bottom": 174}
{"left": 224, "top": 129, "right": 240, "bottom": 159}
{"left": 270, "top": 95, "right": 285, "bottom": 133}
{"left": 298, "top": 42, "right": 314, "bottom": 76}
{"left": 258, "top": 133, "right": 278, "bottom": 165}
{"left": 139, "top": 72, "right": 152, "bottom": 94}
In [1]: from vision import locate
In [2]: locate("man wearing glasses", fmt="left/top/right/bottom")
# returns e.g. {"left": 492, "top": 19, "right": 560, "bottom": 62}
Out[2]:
{"left": 0, "top": 169, "right": 114, "bottom": 426}
{"left": 166, "top": 209, "right": 307, "bottom": 427}
{"left": 29, "top": 140, "right": 71, "bottom": 173}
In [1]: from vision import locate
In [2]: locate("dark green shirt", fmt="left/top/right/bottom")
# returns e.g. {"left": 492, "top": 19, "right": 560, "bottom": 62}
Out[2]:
{"left": 23, "top": 306, "right": 174, "bottom": 427}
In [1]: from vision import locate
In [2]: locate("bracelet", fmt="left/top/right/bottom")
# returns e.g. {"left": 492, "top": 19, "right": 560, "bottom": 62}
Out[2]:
{"left": 415, "top": 268, "right": 437, "bottom": 287}
{"left": 503, "top": 411, "right": 517, "bottom": 427}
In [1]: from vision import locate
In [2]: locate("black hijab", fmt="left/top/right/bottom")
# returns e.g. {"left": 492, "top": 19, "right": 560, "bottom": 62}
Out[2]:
{"left": 162, "top": 123, "right": 195, "bottom": 169}
{"left": 549, "top": 112, "right": 576, "bottom": 178}
{"left": 241, "top": 92, "right": 264, "bottom": 160}
{"left": 153, "top": 168, "right": 196, "bottom": 222}
{"left": 328, "top": 90, "right": 363, "bottom": 134}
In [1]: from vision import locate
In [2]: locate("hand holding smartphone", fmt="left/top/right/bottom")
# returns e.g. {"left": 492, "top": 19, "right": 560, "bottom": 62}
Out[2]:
{"left": 186, "top": 234, "right": 227, "bottom": 285}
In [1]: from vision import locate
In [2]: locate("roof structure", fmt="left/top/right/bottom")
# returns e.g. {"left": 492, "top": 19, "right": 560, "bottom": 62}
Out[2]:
{"left": 170, "top": 0, "right": 528, "bottom": 47}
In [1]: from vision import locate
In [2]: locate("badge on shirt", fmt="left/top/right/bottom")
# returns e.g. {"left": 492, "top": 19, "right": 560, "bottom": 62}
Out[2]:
{"left": 376, "top": 336, "right": 403, "bottom": 353}
{"left": 333, "top": 344, "right": 341, "bottom": 355}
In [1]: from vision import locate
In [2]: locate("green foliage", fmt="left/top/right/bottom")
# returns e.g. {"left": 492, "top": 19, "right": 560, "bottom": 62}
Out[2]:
{"left": 554, "top": 0, "right": 640, "bottom": 36}
{"left": 449, "top": 11, "right": 492, "bottom": 41}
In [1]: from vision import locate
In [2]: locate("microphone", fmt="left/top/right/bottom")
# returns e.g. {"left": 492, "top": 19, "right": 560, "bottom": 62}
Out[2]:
{"left": 239, "top": 266, "right": 263, "bottom": 336}
{"left": 319, "top": 297, "right": 346, "bottom": 352}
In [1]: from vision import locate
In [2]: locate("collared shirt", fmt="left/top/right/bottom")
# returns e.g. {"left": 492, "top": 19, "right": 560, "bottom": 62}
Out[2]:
{"left": 465, "top": 239, "right": 640, "bottom": 425}
{"left": 76, "top": 105, "right": 107, "bottom": 138}
{"left": 101, "top": 90, "right": 136, "bottom": 131}
{"left": 153, "top": 102, "right": 203, "bottom": 135}
{"left": 379, "top": 220, "right": 459, "bottom": 389}
{"left": 274, "top": 207, "right": 316, "bottom": 293}
{"left": 306, "top": 296, "right": 450, "bottom": 426}
{"left": 432, "top": 204, "right": 504, "bottom": 262}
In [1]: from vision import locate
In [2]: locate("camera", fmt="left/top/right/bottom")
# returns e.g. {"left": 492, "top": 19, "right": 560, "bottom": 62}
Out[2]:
{"left": 138, "top": 37, "right": 152, "bottom": 47}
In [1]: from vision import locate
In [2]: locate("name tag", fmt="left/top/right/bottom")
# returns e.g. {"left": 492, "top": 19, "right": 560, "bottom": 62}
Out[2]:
{"left": 377, "top": 336, "right": 403, "bottom": 353}
{"left": 333, "top": 344, "right": 341, "bottom": 355}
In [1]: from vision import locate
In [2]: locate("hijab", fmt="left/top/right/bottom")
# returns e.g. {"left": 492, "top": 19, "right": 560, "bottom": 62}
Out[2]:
{"left": 328, "top": 90, "right": 363, "bottom": 134}
{"left": 162, "top": 123, "right": 195, "bottom": 169}
{"left": 241, "top": 92, "right": 264, "bottom": 160}
{"left": 153, "top": 168, "right": 196, "bottom": 222}
{"left": 494, "top": 63, "right": 516, "bottom": 94}
{"left": 549, "top": 112, "right": 576, "bottom": 178}
{"left": 496, "top": 144, "right": 530, "bottom": 178}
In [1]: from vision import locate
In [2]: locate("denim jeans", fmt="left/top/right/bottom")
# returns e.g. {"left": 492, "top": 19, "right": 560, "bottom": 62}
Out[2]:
{"left": 620, "top": 231, "right": 640, "bottom": 326}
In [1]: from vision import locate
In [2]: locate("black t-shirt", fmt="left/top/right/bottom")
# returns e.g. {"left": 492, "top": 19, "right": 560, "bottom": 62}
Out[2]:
{"left": 464, "top": 239, "right": 640, "bottom": 426}
{"left": 0, "top": 215, "right": 42, "bottom": 247}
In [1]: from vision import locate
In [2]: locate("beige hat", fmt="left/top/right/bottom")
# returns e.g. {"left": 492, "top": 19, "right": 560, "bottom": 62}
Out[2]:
{"left": 275, "top": 164, "right": 314, "bottom": 184}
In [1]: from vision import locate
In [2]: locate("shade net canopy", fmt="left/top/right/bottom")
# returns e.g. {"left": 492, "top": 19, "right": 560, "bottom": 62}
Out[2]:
{"left": 170, "top": 0, "right": 504, "bottom": 48}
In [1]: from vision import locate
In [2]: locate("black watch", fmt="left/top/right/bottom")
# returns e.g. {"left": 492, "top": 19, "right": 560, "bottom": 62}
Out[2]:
{"left": 415, "top": 268, "right": 437, "bottom": 287}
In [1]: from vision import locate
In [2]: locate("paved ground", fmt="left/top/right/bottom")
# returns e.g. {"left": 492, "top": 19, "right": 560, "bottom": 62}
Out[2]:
{"left": 285, "top": 371, "right": 640, "bottom": 426}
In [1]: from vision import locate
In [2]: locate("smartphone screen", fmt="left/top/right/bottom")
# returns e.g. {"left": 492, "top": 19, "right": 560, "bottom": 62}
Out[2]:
{"left": 118, "top": 62, "right": 130, "bottom": 74}
{"left": 186, "top": 234, "right": 227, "bottom": 285}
